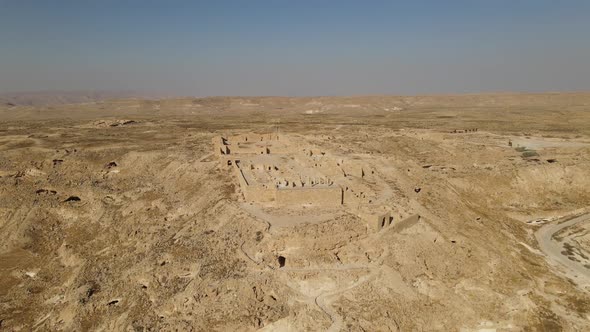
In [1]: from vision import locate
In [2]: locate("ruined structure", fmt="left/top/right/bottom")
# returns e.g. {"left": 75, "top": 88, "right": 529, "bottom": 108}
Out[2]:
{"left": 213, "top": 133, "right": 342, "bottom": 206}
{"left": 214, "top": 133, "right": 409, "bottom": 232}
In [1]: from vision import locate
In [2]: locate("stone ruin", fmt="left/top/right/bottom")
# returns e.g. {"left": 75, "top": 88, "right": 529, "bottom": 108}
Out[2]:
{"left": 213, "top": 133, "right": 415, "bottom": 233}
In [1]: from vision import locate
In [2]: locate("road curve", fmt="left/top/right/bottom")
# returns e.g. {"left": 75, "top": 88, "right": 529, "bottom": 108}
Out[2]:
{"left": 535, "top": 213, "right": 590, "bottom": 289}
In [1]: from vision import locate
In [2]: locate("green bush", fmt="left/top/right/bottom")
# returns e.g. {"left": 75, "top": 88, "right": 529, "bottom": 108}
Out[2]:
{"left": 522, "top": 150, "right": 539, "bottom": 158}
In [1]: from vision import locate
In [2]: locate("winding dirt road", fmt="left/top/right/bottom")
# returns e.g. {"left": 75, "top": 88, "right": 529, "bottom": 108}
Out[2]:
{"left": 535, "top": 213, "right": 590, "bottom": 289}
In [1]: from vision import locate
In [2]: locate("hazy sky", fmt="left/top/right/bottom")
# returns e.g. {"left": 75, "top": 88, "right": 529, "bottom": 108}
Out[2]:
{"left": 1, "top": 0, "right": 590, "bottom": 96}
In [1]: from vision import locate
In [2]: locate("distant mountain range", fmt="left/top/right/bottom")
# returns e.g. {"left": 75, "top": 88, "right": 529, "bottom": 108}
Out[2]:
{"left": 2, "top": 90, "right": 590, "bottom": 109}
{"left": 0, "top": 90, "right": 168, "bottom": 106}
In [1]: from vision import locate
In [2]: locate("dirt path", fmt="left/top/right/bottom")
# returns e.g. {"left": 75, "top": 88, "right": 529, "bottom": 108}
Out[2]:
{"left": 314, "top": 249, "right": 389, "bottom": 332}
{"left": 535, "top": 213, "right": 590, "bottom": 289}
{"left": 280, "top": 265, "right": 369, "bottom": 272}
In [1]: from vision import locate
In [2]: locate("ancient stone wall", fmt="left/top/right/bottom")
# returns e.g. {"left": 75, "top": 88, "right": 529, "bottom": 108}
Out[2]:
{"left": 243, "top": 185, "right": 276, "bottom": 203}
{"left": 275, "top": 186, "right": 342, "bottom": 206}
{"left": 393, "top": 214, "right": 421, "bottom": 232}
{"left": 355, "top": 210, "right": 392, "bottom": 232}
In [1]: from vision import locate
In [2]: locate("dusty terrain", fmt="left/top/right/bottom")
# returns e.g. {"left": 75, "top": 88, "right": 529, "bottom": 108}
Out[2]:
{"left": 1, "top": 92, "right": 590, "bottom": 331}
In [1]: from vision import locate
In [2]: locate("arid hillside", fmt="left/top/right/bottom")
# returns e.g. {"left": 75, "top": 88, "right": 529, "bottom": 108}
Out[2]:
{"left": 1, "top": 93, "right": 590, "bottom": 331}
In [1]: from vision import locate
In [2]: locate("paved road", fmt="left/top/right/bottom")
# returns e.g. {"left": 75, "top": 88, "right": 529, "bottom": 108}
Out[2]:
{"left": 535, "top": 213, "right": 590, "bottom": 288}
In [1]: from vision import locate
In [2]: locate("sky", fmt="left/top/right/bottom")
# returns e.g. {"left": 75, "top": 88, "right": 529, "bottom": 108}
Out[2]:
{"left": 1, "top": 0, "right": 590, "bottom": 96}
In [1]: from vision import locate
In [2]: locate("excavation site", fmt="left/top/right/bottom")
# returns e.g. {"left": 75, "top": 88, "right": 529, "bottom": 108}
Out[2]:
{"left": 1, "top": 93, "right": 590, "bottom": 331}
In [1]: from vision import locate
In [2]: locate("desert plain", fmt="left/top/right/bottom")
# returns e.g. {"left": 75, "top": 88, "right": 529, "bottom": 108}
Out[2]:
{"left": 1, "top": 92, "right": 590, "bottom": 331}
